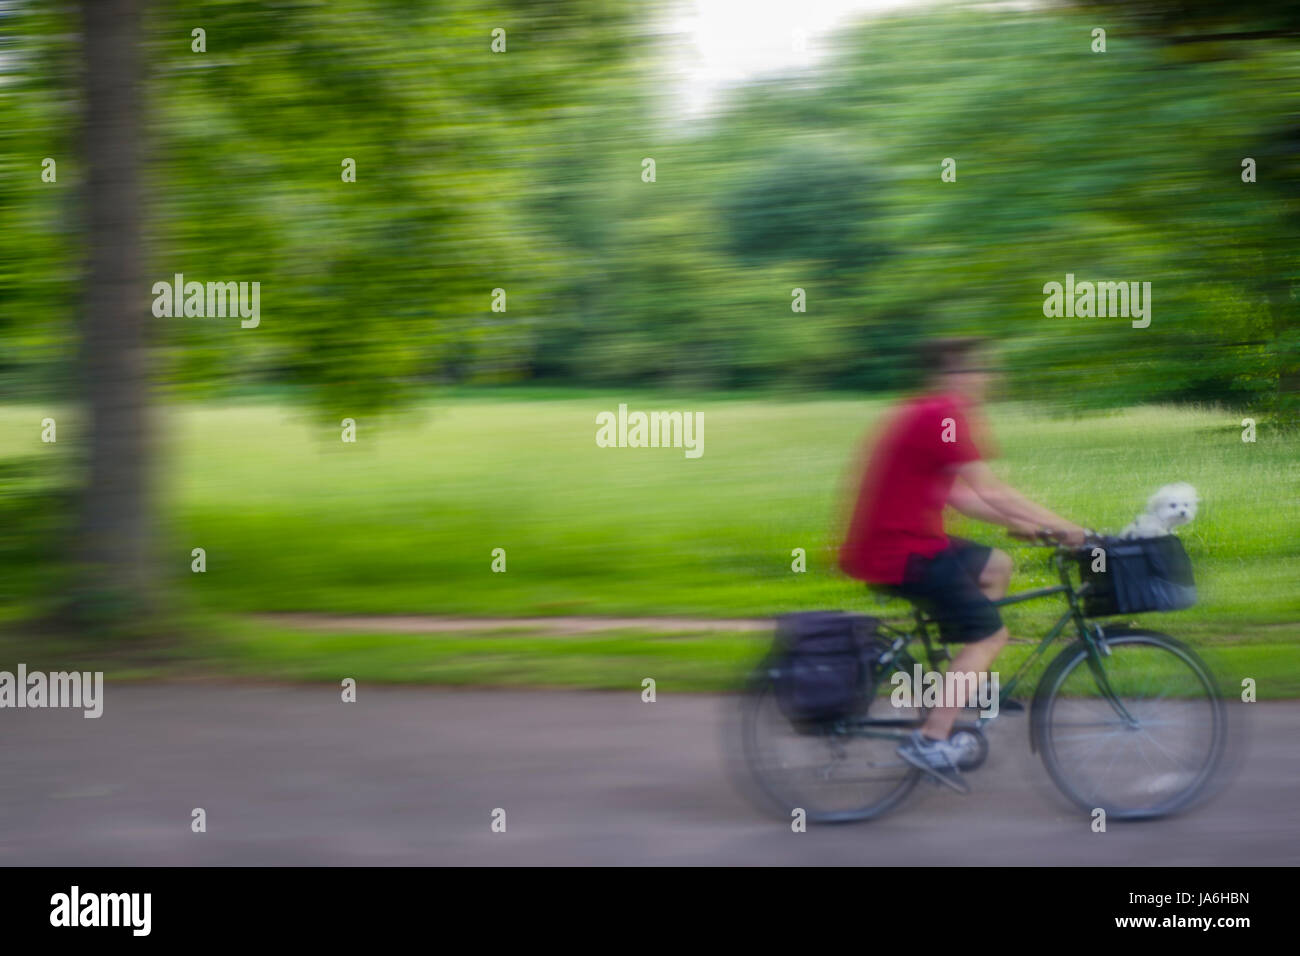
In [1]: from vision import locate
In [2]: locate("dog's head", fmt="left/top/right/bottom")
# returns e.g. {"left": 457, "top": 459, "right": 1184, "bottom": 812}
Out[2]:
{"left": 1147, "top": 482, "right": 1199, "bottom": 529}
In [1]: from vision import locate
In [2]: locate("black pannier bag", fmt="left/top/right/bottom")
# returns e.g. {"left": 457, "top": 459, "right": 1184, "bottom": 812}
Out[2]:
{"left": 1076, "top": 535, "right": 1196, "bottom": 617}
{"left": 769, "top": 612, "right": 884, "bottom": 725}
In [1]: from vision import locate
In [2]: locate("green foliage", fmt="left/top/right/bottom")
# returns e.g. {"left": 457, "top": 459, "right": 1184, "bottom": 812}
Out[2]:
{"left": 1, "top": 1, "right": 1296, "bottom": 413}
{"left": 719, "top": 143, "right": 887, "bottom": 273}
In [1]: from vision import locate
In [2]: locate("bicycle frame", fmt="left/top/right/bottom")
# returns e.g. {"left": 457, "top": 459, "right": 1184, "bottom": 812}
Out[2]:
{"left": 868, "top": 544, "right": 1136, "bottom": 728}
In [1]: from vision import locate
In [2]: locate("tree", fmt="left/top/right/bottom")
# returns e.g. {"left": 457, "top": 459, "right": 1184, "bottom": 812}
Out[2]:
{"left": 1078, "top": 0, "right": 1300, "bottom": 424}
{"left": 69, "top": 0, "right": 156, "bottom": 624}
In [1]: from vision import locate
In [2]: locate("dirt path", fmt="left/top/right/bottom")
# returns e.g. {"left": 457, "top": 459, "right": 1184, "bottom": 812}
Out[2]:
{"left": 257, "top": 612, "right": 772, "bottom": 633}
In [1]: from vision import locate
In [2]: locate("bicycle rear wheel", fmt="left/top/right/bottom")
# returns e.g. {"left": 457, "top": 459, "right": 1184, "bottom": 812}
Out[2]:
{"left": 738, "top": 677, "right": 920, "bottom": 824}
{"left": 1034, "top": 629, "right": 1225, "bottom": 819}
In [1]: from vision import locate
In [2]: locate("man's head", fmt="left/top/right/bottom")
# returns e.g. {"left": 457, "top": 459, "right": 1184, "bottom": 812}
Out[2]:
{"left": 920, "top": 336, "right": 997, "bottom": 404}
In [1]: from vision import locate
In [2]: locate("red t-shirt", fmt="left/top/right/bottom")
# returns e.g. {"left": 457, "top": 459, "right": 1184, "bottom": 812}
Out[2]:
{"left": 839, "top": 393, "right": 982, "bottom": 584}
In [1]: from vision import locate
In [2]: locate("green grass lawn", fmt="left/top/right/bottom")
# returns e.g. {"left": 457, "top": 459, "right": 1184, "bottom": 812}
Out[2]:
{"left": 2, "top": 391, "right": 1296, "bottom": 690}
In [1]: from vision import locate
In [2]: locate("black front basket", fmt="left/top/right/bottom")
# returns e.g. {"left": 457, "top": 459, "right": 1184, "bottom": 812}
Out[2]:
{"left": 1075, "top": 534, "right": 1197, "bottom": 617}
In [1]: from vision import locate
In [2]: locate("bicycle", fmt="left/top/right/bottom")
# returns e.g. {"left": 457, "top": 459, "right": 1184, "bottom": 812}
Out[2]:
{"left": 738, "top": 531, "right": 1226, "bottom": 823}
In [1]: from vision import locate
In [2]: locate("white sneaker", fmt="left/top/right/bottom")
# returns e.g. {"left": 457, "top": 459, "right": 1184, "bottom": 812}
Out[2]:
{"left": 897, "top": 730, "right": 971, "bottom": 793}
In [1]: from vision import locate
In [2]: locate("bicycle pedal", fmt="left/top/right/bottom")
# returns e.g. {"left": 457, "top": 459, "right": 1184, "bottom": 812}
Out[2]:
{"left": 923, "top": 770, "right": 971, "bottom": 795}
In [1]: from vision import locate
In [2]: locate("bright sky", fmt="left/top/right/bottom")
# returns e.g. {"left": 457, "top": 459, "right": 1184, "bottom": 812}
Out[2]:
{"left": 666, "top": 0, "right": 936, "bottom": 116}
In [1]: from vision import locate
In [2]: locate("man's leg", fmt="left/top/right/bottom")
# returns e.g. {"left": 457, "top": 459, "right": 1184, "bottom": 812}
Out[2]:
{"left": 977, "top": 548, "right": 1013, "bottom": 601}
{"left": 920, "top": 626, "right": 1008, "bottom": 740}
{"left": 920, "top": 548, "right": 1012, "bottom": 740}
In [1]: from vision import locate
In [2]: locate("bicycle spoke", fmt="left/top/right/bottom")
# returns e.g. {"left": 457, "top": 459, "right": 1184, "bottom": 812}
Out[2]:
{"left": 1041, "top": 634, "right": 1221, "bottom": 817}
{"left": 742, "top": 682, "right": 921, "bottom": 821}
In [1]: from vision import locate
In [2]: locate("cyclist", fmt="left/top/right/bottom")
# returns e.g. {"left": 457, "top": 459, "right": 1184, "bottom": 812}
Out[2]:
{"left": 839, "top": 337, "right": 1086, "bottom": 790}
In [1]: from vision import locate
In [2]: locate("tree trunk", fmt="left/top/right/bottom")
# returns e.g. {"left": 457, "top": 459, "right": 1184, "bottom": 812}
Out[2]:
{"left": 72, "top": 0, "right": 155, "bottom": 622}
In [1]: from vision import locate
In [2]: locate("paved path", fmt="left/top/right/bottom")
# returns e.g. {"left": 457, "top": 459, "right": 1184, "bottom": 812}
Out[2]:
{"left": 0, "top": 685, "right": 1290, "bottom": 865}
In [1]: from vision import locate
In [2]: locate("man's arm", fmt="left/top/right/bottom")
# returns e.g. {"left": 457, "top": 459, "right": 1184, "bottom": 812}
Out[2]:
{"left": 955, "top": 461, "right": 1085, "bottom": 545}
{"left": 948, "top": 478, "right": 1020, "bottom": 526}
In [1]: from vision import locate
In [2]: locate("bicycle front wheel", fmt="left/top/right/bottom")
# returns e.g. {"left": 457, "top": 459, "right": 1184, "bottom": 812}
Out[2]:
{"left": 1034, "top": 629, "right": 1225, "bottom": 819}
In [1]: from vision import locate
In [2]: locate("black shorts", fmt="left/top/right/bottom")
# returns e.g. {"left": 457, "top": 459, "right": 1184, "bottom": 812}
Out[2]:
{"left": 879, "top": 537, "right": 1003, "bottom": 643}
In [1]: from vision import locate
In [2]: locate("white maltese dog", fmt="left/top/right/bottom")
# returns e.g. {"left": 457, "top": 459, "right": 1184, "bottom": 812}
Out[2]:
{"left": 1120, "top": 483, "right": 1199, "bottom": 539}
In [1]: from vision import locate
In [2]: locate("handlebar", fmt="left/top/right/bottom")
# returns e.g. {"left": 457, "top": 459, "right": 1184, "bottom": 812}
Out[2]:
{"left": 1010, "top": 527, "right": 1102, "bottom": 548}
